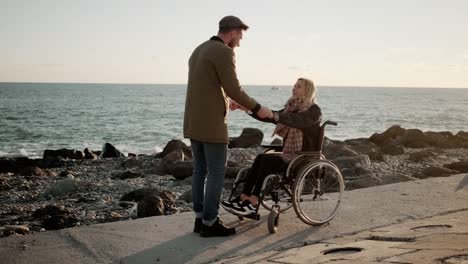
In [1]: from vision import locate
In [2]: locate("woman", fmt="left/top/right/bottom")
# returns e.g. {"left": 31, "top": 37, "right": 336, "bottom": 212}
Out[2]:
{"left": 222, "top": 77, "right": 322, "bottom": 215}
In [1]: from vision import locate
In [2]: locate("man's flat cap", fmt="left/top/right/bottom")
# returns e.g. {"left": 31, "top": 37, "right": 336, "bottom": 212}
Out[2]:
{"left": 219, "top": 15, "right": 249, "bottom": 30}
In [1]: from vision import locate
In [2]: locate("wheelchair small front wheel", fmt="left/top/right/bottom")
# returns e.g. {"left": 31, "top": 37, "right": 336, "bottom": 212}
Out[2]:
{"left": 292, "top": 160, "right": 344, "bottom": 226}
{"left": 267, "top": 208, "right": 279, "bottom": 233}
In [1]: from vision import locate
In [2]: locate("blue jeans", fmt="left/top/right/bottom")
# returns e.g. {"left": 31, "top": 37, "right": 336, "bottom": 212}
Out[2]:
{"left": 190, "top": 139, "right": 227, "bottom": 225}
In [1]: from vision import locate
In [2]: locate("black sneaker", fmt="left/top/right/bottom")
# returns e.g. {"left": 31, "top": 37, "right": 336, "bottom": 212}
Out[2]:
{"left": 200, "top": 218, "right": 236, "bottom": 237}
{"left": 193, "top": 218, "right": 202, "bottom": 233}
{"left": 230, "top": 200, "right": 256, "bottom": 216}
{"left": 220, "top": 196, "right": 241, "bottom": 213}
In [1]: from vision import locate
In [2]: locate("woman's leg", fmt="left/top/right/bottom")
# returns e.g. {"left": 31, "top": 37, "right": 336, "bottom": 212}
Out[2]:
{"left": 250, "top": 154, "right": 288, "bottom": 198}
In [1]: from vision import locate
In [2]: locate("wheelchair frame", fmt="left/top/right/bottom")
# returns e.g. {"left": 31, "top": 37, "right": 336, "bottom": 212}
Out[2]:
{"left": 226, "top": 120, "right": 345, "bottom": 233}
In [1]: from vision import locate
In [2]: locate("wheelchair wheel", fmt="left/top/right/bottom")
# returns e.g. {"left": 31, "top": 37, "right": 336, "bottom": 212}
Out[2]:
{"left": 292, "top": 160, "right": 344, "bottom": 226}
{"left": 260, "top": 176, "right": 293, "bottom": 213}
{"left": 267, "top": 207, "right": 279, "bottom": 233}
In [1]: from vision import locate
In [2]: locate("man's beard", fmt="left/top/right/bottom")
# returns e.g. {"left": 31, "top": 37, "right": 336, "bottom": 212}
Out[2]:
{"left": 227, "top": 39, "right": 237, "bottom": 48}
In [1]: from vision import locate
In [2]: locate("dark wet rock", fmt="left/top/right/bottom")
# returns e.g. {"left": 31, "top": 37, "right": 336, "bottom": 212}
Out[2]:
{"left": 179, "top": 189, "right": 192, "bottom": 203}
{"left": 417, "top": 166, "right": 458, "bottom": 178}
{"left": 32, "top": 205, "right": 71, "bottom": 219}
{"left": 112, "top": 170, "right": 143, "bottom": 180}
{"left": 42, "top": 214, "right": 79, "bottom": 230}
{"left": 0, "top": 157, "right": 40, "bottom": 173}
{"left": 4, "top": 225, "right": 29, "bottom": 235}
{"left": 369, "top": 125, "right": 406, "bottom": 146}
{"left": 0, "top": 176, "right": 12, "bottom": 191}
{"left": 456, "top": 131, "right": 468, "bottom": 140}
{"left": 59, "top": 169, "right": 75, "bottom": 177}
{"left": 101, "top": 143, "right": 125, "bottom": 158}
{"left": 121, "top": 188, "right": 176, "bottom": 203}
{"left": 324, "top": 145, "right": 359, "bottom": 160}
{"left": 271, "top": 138, "right": 283, "bottom": 145}
{"left": 121, "top": 157, "right": 142, "bottom": 168}
{"left": 119, "top": 201, "right": 136, "bottom": 209}
{"left": 398, "top": 129, "right": 425, "bottom": 147}
{"left": 157, "top": 150, "right": 185, "bottom": 176}
{"left": 137, "top": 194, "right": 165, "bottom": 218}
{"left": 423, "top": 131, "right": 452, "bottom": 147}
{"left": 229, "top": 128, "right": 264, "bottom": 148}
{"left": 344, "top": 138, "right": 373, "bottom": 146}
{"left": 443, "top": 161, "right": 468, "bottom": 173}
{"left": 345, "top": 174, "right": 381, "bottom": 190}
{"left": 348, "top": 144, "right": 384, "bottom": 162}
{"left": 405, "top": 140, "right": 431, "bottom": 148}
{"left": 409, "top": 149, "right": 438, "bottom": 162}
{"left": 84, "top": 148, "right": 99, "bottom": 160}
{"left": 340, "top": 166, "right": 371, "bottom": 178}
{"left": 38, "top": 156, "right": 66, "bottom": 169}
{"left": 169, "top": 160, "right": 193, "bottom": 180}
{"left": 155, "top": 139, "right": 192, "bottom": 159}
{"left": 43, "top": 148, "right": 85, "bottom": 160}
{"left": 226, "top": 166, "right": 243, "bottom": 179}
{"left": 44, "top": 179, "right": 79, "bottom": 198}
{"left": 381, "top": 141, "right": 405, "bottom": 156}
{"left": 332, "top": 154, "right": 371, "bottom": 170}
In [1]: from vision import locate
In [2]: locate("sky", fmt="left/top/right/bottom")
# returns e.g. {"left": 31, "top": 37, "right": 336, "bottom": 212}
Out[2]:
{"left": 1, "top": 0, "right": 467, "bottom": 88}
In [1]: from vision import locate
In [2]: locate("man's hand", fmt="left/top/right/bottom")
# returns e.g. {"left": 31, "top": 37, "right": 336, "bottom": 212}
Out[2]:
{"left": 257, "top": 106, "right": 273, "bottom": 118}
{"left": 229, "top": 99, "right": 248, "bottom": 111}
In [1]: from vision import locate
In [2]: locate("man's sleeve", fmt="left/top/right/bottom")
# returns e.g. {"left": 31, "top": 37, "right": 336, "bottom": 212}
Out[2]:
{"left": 213, "top": 48, "right": 258, "bottom": 111}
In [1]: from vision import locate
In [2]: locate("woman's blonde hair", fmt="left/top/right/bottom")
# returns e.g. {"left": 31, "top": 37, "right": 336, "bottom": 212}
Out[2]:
{"left": 298, "top": 77, "right": 317, "bottom": 106}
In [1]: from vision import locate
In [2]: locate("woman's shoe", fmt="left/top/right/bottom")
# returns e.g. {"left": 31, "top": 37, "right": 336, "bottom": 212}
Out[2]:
{"left": 230, "top": 200, "right": 256, "bottom": 216}
{"left": 221, "top": 196, "right": 241, "bottom": 213}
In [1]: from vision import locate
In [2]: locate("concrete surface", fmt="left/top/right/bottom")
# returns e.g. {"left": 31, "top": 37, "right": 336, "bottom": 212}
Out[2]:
{"left": 1, "top": 173, "right": 467, "bottom": 264}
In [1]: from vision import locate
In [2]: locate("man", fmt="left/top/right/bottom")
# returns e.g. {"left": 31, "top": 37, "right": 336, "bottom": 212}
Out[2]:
{"left": 184, "top": 15, "right": 273, "bottom": 237}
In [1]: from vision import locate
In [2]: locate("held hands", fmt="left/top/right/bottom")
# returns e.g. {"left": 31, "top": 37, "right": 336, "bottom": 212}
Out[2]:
{"left": 229, "top": 99, "right": 273, "bottom": 119}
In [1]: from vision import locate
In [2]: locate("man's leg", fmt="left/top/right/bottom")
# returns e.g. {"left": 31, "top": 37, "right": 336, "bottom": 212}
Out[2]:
{"left": 190, "top": 139, "right": 207, "bottom": 221}
{"left": 202, "top": 142, "right": 227, "bottom": 225}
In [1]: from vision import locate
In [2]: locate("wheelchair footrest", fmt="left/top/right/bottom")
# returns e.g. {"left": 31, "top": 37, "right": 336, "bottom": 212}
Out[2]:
{"left": 243, "top": 213, "right": 261, "bottom": 220}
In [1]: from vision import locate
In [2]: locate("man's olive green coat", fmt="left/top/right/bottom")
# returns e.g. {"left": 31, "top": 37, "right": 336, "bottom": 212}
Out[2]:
{"left": 184, "top": 37, "right": 257, "bottom": 143}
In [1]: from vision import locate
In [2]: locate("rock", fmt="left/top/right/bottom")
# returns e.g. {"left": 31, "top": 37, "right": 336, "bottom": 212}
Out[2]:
{"left": 226, "top": 166, "right": 243, "bottom": 179}
{"left": 271, "top": 138, "right": 283, "bottom": 145}
{"left": 42, "top": 215, "right": 79, "bottom": 230}
{"left": 18, "top": 166, "right": 48, "bottom": 177}
{"left": 228, "top": 128, "right": 264, "bottom": 148}
{"left": 59, "top": 169, "right": 75, "bottom": 177}
{"left": 4, "top": 225, "right": 29, "bottom": 235}
{"left": 38, "top": 156, "right": 66, "bottom": 168}
{"left": 332, "top": 154, "right": 371, "bottom": 170}
{"left": 324, "top": 145, "right": 358, "bottom": 160}
{"left": 443, "top": 161, "right": 468, "bottom": 173}
{"left": 418, "top": 166, "right": 458, "bottom": 178}
{"left": 456, "top": 131, "right": 468, "bottom": 140}
{"left": 348, "top": 144, "right": 384, "bottom": 162}
{"left": 409, "top": 149, "right": 438, "bottom": 162}
{"left": 157, "top": 150, "right": 185, "bottom": 176}
{"left": 340, "top": 167, "right": 371, "bottom": 178}
{"left": 227, "top": 148, "right": 260, "bottom": 166}
{"left": 155, "top": 140, "right": 192, "bottom": 159}
{"left": 121, "top": 157, "right": 142, "bottom": 168}
{"left": 32, "top": 205, "right": 71, "bottom": 219}
{"left": 369, "top": 125, "right": 406, "bottom": 146}
{"left": 398, "top": 129, "right": 425, "bottom": 147}
{"left": 44, "top": 179, "right": 79, "bottom": 198}
{"left": 43, "top": 148, "right": 85, "bottom": 160}
{"left": 377, "top": 173, "right": 416, "bottom": 185}
{"left": 121, "top": 188, "right": 176, "bottom": 203}
{"left": 179, "top": 189, "right": 192, "bottom": 203}
{"left": 344, "top": 138, "right": 373, "bottom": 146}
{"left": 119, "top": 201, "right": 136, "bottom": 209}
{"left": 168, "top": 161, "right": 193, "bottom": 180}
{"left": 0, "top": 177, "right": 12, "bottom": 191}
{"left": 112, "top": 170, "right": 143, "bottom": 180}
{"left": 137, "top": 194, "right": 165, "bottom": 218}
{"left": 345, "top": 174, "right": 381, "bottom": 190}
{"left": 423, "top": 131, "right": 451, "bottom": 147}
{"left": 101, "top": 143, "right": 125, "bottom": 158}
{"left": 0, "top": 157, "right": 39, "bottom": 173}
{"left": 381, "top": 141, "right": 405, "bottom": 156}
{"left": 84, "top": 148, "right": 98, "bottom": 160}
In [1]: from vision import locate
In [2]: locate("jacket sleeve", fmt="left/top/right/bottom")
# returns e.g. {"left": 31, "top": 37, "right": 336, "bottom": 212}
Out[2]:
{"left": 212, "top": 48, "right": 258, "bottom": 110}
{"left": 249, "top": 109, "right": 284, "bottom": 124}
{"left": 277, "top": 105, "right": 322, "bottom": 129}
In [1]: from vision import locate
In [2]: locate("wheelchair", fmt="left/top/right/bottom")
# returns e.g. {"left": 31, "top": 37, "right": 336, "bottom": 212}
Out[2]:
{"left": 226, "top": 120, "right": 345, "bottom": 233}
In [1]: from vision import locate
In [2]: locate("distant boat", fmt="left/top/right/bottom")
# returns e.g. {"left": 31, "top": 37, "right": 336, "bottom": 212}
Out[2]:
{"left": 271, "top": 86, "right": 280, "bottom": 90}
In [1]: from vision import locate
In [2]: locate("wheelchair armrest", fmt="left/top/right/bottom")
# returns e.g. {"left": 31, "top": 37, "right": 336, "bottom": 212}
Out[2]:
{"left": 261, "top": 144, "right": 283, "bottom": 152}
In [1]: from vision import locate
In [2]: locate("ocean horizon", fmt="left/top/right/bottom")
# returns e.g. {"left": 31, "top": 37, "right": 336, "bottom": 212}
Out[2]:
{"left": 1, "top": 82, "right": 467, "bottom": 158}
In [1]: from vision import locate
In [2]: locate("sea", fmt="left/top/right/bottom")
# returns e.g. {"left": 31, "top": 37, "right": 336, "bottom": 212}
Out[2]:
{"left": 1, "top": 83, "right": 467, "bottom": 159}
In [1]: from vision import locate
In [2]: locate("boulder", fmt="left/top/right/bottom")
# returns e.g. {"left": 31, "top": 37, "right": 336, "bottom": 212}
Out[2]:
{"left": 443, "top": 161, "right": 468, "bottom": 173}
{"left": 112, "top": 170, "right": 143, "bottom": 180}
{"left": 332, "top": 154, "right": 371, "bottom": 170}
{"left": 408, "top": 149, "right": 438, "bottom": 162}
{"left": 0, "top": 157, "right": 40, "bottom": 173}
{"left": 157, "top": 150, "right": 185, "bottom": 175}
{"left": 229, "top": 128, "right": 264, "bottom": 148}
{"left": 226, "top": 166, "right": 243, "bottom": 179}
{"left": 345, "top": 174, "right": 381, "bottom": 190}
{"left": 179, "top": 189, "right": 192, "bottom": 203}
{"left": 369, "top": 125, "right": 406, "bottom": 146}
{"left": 43, "top": 148, "right": 85, "bottom": 160}
{"left": 32, "top": 205, "right": 71, "bottom": 219}
{"left": 155, "top": 139, "right": 192, "bottom": 159}
{"left": 44, "top": 179, "right": 79, "bottom": 198}
{"left": 376, "top": 173, "right": 416, "bottom": 185}
{"left": 121, "top": 188, "right": 176, "bottom": 204}
{"left": 227, "top": 148, "right": 260, "bottom": 166}
{"left": 323, "top": 144, "right": 359, "bottom": 160}
{"left": 381, "top": 141, "right": 405, "bottom": 156}
{"left": 121, "top": 157, "right": 142, "bottom": 168}
{"left": 344, "top": 138, "right": 373, "bottom": 146}
{"left": 169, "top": 160, "right": 193, "bottom": 180}
{"left": 137, "top": 194, "right": 165, "bottom": 218}
{"left": 398, "top": 129, "right": 425, "bottom": 147}
{"left": 456, "top": 131, "right": 468, "bottom": 141}
{"left": 271, "top": 138, "right": 283, "bottom": 145}
{"left": 101, "top": 143, "right": 125, "bottom": 158}
{"left": 42, "top": 215, "right": 79, "bottom": 230}
{"left": 348, "top": 144, "right": 384, "bottom": 162}
{"left": 38, "top": 156, "right": 66, "bottom": 169}
{"left": 84, "top": 148, "right": 99, "bottom": 160}
{"left": 418, "top": 166, "right": 458, "bottom": 178}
